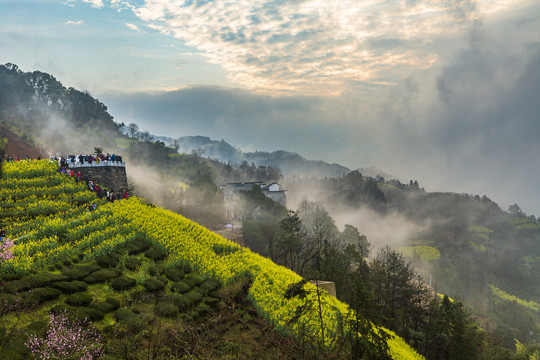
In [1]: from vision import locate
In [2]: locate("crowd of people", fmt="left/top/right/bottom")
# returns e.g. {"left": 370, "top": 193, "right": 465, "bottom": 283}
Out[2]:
{"left": 2, "top": 155, "right": 42, "bottom": 162}
{"left": 86, "top": 180, "right": 129, "bottom": 204}
{"left": 53, "top": 152, "right": 130, "bottom": 211}
{"left": 58, "top": 153, "right": 124, "bottom": 168}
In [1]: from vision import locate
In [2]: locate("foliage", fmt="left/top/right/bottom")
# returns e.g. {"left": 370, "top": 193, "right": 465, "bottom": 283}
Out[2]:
{"left": 397, "top": 246, "right": 441, "bottom": 261}
{"left": 3, "top": 159, "right": 423, "bottom": 359}
{"left": 489, "top": 284, "right": 540, "bottom": 311}
{"left": 25, "top": 312, "right": 103, "bottom": 360}
{"left": 0, "top": 239, "right": 14, "bottom": 261}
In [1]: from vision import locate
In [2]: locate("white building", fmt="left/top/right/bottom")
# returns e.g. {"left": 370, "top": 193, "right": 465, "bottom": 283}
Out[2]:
{"left": 220, "top": 182, "right": 287, "bottom": 220}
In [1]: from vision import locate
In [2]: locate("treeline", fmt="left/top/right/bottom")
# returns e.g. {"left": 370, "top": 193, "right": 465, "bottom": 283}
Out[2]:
{"left": 124, "top": 139, "right": 282, "bottom": 229}
{"left": 0, "top": 63, "right": 122, "bottom": 152}
{"left": 285, "top": 170, "right": 387, "bottom": 212}
{"left": 241, "top": 198, "right": 539, "bottom": 359}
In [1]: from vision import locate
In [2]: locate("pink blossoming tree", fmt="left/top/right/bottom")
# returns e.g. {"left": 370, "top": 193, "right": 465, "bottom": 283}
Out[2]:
{"left": 25, "top": 312, "right": 103, "bottom": 360}
{"left": 0, "top": 239, "right": 14, "bottom": 261}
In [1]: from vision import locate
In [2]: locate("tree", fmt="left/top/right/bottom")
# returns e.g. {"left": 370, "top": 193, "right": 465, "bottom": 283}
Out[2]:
{"left": 93, "top": 147, "right": 103, "bottom": 157}
{"left": 341, "top": 224, "right": 370, "bottom": 260}
{"left": 347, "top": 275, "right": 391, "bottom": 360}
{"left": 139, "top": 131, "right": 153, "bottom": 142}
{"left": 127, "top": 122, "right": 139, "bottom": 139}
{"left": 298, "top": 201, "right": 338, "bottom": 275}
{"left": 509, "top": 204, "right": 524, "bottom": 217}
{"left": 172, "top": 138, "right": 180, "bottom": 152}
{"left": 276, "top": 211, "right": 313, "bottom": 274}
{"left": 0, "top": 137, "right": 7, "bottom": 178}
{"left": 25, "top": 312, "right": 103, "bottom": 360}
{"left": 371, "top": 246, "right": 420, "bottom": 333}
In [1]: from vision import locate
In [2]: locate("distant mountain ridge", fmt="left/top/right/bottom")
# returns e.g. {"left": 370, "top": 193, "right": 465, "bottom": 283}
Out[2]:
{"left": 156, "top": 135, "right": 351, "bottom": 178}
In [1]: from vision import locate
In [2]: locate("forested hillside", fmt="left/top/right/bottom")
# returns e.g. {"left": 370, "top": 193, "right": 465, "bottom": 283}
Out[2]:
{"left": 0, "top": 160, "right": 423, "bottom": 359}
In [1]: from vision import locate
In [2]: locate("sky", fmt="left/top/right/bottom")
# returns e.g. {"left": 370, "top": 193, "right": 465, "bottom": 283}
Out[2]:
{"left": 1, "top": 0, "right": 540, "bottom": 215}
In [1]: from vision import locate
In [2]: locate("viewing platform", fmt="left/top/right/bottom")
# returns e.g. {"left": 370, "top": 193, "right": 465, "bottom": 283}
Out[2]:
{"left": 66, "top": 161, "right": 125, "bottom": 168}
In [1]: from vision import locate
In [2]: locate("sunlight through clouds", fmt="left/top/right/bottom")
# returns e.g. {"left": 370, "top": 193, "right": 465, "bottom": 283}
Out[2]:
{"left": 119, "top": 0, "right": 495, "bottom": 94}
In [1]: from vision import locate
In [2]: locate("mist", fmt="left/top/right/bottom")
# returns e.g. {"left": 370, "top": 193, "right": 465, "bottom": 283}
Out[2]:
{"left": 284, "top": 177, "right": 425, "bottom": 250}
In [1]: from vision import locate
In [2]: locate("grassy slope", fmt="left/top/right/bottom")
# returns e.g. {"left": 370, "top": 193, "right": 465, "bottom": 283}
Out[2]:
{"left": 0, "top": 160, "right": 422, "bottom": 359}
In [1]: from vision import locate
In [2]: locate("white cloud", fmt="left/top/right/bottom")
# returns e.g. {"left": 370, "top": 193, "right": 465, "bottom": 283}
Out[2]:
{"left": 123, "top": 0, "right": 524, "bottom": 94}
{"left": 125, "top": 23, "right": 142, "bottom": 32}
{"left": 65, "top": 20, "right": 84, "bottom": 25}
{"left": 80, "top": 0, "right": 104, "bottom": 8}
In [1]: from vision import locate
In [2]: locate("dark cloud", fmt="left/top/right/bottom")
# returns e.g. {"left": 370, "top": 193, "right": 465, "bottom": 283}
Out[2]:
{"left": 100, "top": 1, "right": 540, "bottom": 216}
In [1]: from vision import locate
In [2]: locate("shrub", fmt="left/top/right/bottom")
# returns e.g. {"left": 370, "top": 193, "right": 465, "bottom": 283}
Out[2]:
{"left": 171, "top": 281, "right": 191, "bottom": 294}
{"left": 192, "top": 286, "right": 208, "bottom": 297}
{"left": 143, "top": 278, "right": 165, "bottom": 292}
{"left": 185, "top": 274, "right": 204, "bottom": 286}
{"left": 64, "top": 264, "right": 101, "bottom": 280}
{"left": 65, "top": 292, "right": 93, "bottom": 307}
{"left": 148, "top": 263, "right": 165, "bottom": 276}
{"left": 114, "top": 309, "right": 144, "bottom": 333}
{"left": 157, "top": 275, "right": 168, "bottom": 285}
{"left": 50, "top": 305, "right": 104, "bottom": 322}
{"left": 105, "top": 297, "right": 121, "bottom": 310}
{"left": 129, "top": 290, "right": 157, "bottom": 304}
{"left": 89, "top": 301, "right": 116, "bottom": 314}
{"left": 23, "top": 287, "right": 61, "bottom": 304}
{"left": 200, "top": 279, "right": 220, "bottom": 292}
{"left": 4, "top": 273, "right": 67, "bottom": 293}
{"left": 111, "top": 276, "right": 137, "bottom": 291}
{"left": 84, "top": 307, "right": 107, "bottom": 321}
{"left": 83, "top": 269, "right": 119, "bottom": 284}
{"left": 144, "top": 248, "right": 167, "bottom": 261}
{"left": 0, "top": 272, "right": 22, "bottom": 282}
{"left": 154, "top": 302, "right": 179, "bottom": 318}
{"left": 51, "top": 280, "right": 88, "bottom": 294}
{"left": 183, "top": 277, "right": 196, "bottom": 288}
{"left": 0, "top": 293, "right": 18, "bottom": 313}
{"left": 182, "top": 291, "right": 203, "bottom": 308}
{"left": 25, "top": 312, "right": 103, "bottom": 360}
{"left": 195, "top": 302, "right": 211, "bottom": 316}
{"left": 108, "top": 251, "right": 123, "bottom": 260}
{"left": 123, "top": 239, "right": 150, "bottom": 255}
{"left": 165, "top": 268, "right": 184, "bottom": 282}
{"left": 171, "top": 295, "right": 190, "bottom": 310}
{"left": 96, "top": 255, "right": 118, "bottom": 268}
{"left": 124, "top": 257, "right": 140, "bottom": 271}
{"left": 203, "top": 297, "right": 220, "bottom": 308}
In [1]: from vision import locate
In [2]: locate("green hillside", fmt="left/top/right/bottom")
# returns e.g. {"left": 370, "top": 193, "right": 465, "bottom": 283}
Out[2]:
{"left": 0, "top": 160, "right": 422, "bottom": 359}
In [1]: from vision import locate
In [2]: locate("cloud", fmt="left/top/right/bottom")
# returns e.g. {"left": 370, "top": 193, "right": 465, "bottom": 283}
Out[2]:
{"left": 118, "top": 0, "right": 527, "bottom": 94}
{"left": 100, "top": 5, "right": 540, "bottom": 216}
{"left": 125, "top": 23, "right": 142, "bottom": 32}
{"left": 80, "top": 0, "right": 104, "bottom": 8}
{"left": 65, "top": 20, "right": 84, "bottom": 25}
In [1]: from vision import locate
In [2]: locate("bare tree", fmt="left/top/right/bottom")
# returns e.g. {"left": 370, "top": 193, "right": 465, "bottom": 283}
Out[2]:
{"left": 172, "top": 138, "right": 180, "bottom": 152}
{"left": 139, "top": 131, "right": 153, "bottom": 142}
{"left": 127, "top": 122, "right": 139, "bottom": 139}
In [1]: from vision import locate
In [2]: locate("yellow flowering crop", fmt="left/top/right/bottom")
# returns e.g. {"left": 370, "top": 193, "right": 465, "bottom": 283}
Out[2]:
{"left": 0, "top": 160, "right": 423, "bottom": 359}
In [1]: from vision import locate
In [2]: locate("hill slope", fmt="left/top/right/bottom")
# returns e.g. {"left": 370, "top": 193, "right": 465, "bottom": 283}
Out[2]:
{"left": 0, "top": 160, "right": 422, "bottom": 360}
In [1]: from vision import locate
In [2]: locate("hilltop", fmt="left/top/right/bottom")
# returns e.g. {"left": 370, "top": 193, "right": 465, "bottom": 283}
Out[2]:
{"left": 156, "top": 134, "right": 351, "bottom": 178}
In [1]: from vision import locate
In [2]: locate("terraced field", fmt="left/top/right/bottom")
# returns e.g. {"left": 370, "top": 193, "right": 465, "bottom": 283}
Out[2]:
{"left": 0, "top": 160, "right": 423, "bottom": 359}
